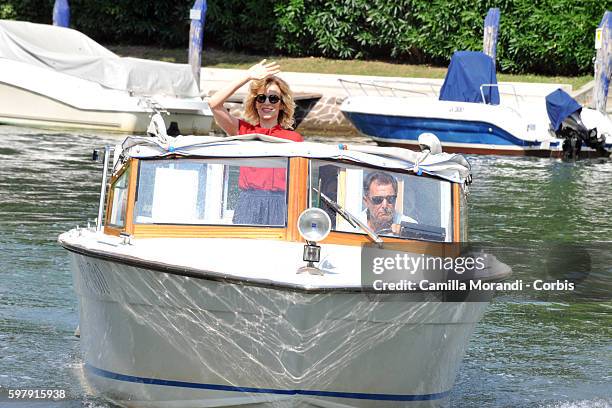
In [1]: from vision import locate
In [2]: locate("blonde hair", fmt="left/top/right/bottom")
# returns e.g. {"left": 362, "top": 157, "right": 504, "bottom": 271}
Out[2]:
{"left": 243, "top": 76, "right": 296, "bottom": 129}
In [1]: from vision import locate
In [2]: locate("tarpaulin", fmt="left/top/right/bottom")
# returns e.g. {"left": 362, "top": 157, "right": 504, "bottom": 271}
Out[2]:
{"left": 439, "top": 51, "right": 500, "bottom": 105}
{"left": 545, "top": 88, "right": 582, "bottom": 131}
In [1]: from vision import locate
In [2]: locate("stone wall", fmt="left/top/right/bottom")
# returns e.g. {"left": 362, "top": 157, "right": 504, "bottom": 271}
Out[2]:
{"left": 571, "top": 80, "right": 612, "bottom": 112}
{"left": 296, "top": 96, "right": 357, "bottom": 135}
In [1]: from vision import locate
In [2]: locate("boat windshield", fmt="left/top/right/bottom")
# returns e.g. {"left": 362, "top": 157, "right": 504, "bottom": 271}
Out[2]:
{"left": 310, "top": 160, "right": 453, "bottom": 242}
{"left": 134, "top": 158, "right": 289, "bottom": 226}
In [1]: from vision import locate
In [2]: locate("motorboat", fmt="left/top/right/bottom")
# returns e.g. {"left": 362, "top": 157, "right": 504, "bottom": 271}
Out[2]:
{"left": 340, "top": 51, "right": 612, "bottom": 158}
{"left": 0, "top": 20, "right": 212, "bottom": 134}
{"left": 59, "top": 118, "right": 510, "bottom": 407}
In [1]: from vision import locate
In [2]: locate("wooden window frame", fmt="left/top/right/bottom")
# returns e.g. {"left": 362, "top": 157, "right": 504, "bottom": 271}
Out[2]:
{"left": 104, "top": 159, "right": 136, "bottom": 236}
{"left": 121, "top": 157, "right": 308, "bottom": 240}
{"left": 102, "top": 156, "right": 462, "bottom": 245}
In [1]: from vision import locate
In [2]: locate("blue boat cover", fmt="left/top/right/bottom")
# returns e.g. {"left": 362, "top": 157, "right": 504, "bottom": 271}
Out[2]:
{"left": 545, "top": 88, "right": 582, "bottom": 131}
{"left": 439, "top": 51, "right": 500, "bottom": 105}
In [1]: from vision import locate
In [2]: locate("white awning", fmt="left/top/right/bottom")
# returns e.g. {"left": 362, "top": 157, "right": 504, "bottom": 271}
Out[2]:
{"left": 120, "top": 134, "right": 472, "bottom": 184}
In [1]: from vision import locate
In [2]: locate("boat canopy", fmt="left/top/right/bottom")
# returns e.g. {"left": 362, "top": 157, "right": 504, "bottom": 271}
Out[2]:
{"left": 439, "top": 51, "right": 500, "bottom": 105}
{"left": 545, "top": 88, "right": 582, "bottom": 131}
{"left": 119, "top": 134, "right": 472, "bottom": 184}
{"left": 0, "top": 20, "right": 199, "bottom": 98}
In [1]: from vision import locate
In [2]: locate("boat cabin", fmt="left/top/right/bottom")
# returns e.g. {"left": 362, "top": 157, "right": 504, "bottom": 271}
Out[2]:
{"left": 102, "top": 135, "right": 470, "bottom": 246}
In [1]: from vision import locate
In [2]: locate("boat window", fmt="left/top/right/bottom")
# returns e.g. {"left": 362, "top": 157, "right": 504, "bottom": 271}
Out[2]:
{"left": 134, "top": 158, "right": 289, "bottom": 226}
{"left": 310, "top": 160, "right": 453, "bottom": 242}
{"left": 108, "top": 168, "right": 130, "bottom": 228}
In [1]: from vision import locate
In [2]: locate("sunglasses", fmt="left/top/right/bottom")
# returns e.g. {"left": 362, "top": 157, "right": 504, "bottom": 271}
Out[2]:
{"left": 369, "top": 195, "right": 397, "bottom": 205}
{"left": 255, "top": 94, "right": 281, "bottom": 104}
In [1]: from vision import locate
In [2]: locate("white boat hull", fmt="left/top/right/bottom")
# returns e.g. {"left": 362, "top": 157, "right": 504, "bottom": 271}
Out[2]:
{"left": 69, "top": 251, "right": 488, "bottom": 408}
{"left": 341, "top": 96, "right": 612, "bottom": 157}
{"left": 0, "top": 59, "right": 213, "bottom": 134}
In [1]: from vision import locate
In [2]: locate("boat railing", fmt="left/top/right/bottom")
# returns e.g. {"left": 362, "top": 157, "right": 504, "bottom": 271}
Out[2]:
{"left": 338, "top": 79, "right": 437, "bottom": 98}
{"left": 480, "top": 83, "right": 522, "bottom": 112}
{"left": 339, "top": 80, "right": 526, "bottom": 109}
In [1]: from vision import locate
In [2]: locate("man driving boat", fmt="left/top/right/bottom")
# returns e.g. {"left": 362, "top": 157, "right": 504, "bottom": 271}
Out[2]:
{"left": 361, "top": 171, "right": 416, "bottom": 235}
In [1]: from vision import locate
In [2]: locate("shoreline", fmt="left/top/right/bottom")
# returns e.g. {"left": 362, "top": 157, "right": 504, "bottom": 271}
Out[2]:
{"left": 201, "top": 67, "right": 585, "bottom": 136}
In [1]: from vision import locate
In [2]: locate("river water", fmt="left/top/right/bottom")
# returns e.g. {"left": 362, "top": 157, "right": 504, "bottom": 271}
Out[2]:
{"left": 0, "top": 125, "right": 610, "bottom": 407}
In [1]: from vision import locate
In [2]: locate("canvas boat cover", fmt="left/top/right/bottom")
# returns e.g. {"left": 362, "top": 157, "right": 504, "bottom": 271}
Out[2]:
{"left": 439, "top": 51, "right": 500, "bottom": 105}
{"left": 119, "top": 134, "right": 472, "bottom": 184}
{"left": 0, "top": 20, "right": 199, "bottom": 98}
{"left": 545, "top": 88, "right": 582, "bottom": 131}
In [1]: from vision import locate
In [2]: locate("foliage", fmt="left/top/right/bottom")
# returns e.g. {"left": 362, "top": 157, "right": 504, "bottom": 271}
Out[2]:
{"left": 271, "top": 0, "right": 607, "bottom": 75}
{"left": 69, "top": 0, "right": 191, "bottom": 46}
{"left": 205, "top": 0, "right": 276, "bottom": 52}
{"left": 2, "top": 0, "right": 52, "bottom": 23}
{"left": 0, "top": 4, "right": 17, "bottom": 19}
{"left": 1, "top": 0, "right": 607, "bottom": 75}
{"left": 2, "top": 0, "right": 192, "bottom": 46}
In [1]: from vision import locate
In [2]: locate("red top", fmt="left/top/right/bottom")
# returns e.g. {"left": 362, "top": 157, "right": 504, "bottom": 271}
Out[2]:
{"left": 237, "top": 120, "right": 303, "bottom": 191}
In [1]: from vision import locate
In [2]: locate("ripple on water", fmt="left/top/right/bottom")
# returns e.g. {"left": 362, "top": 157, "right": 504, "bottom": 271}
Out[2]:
{"left": 536, "top": 399, "right": 612, "bottom": 408}
{"left": 467, "top": 155, "right": 612, "bottom": 242}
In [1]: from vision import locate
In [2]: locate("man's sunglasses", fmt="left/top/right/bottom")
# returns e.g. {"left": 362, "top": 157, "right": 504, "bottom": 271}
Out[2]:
{"left": 255, "top": 94, "right": 282, "bottom": 104}
{"left": 369, "top": 195, "right": 397, "bottom": 205}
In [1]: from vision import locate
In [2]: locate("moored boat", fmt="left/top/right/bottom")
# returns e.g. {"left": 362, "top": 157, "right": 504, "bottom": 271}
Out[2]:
{"left": 340, "top": 51, "right": 612, "bottom": 158}
{"left": 59, "top": 121, "right": 510, "bottom": 407}
{"left": 0, "top": 20, "right": 212, "bottom": 134}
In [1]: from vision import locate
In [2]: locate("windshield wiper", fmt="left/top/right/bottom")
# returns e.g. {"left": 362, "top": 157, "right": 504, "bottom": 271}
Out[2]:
{"left": 312, "top": 187, "right": 383, "bottom": 245}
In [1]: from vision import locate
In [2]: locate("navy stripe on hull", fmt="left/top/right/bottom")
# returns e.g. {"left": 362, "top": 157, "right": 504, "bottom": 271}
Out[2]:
{"left": 345, "top": 111, "right": 611, "bottom": 157}
{"left": 344, "top": 111, "right": 540, "bottom": 147}
{"left": 86, "top": 364, "right": 450, "bottom": 402}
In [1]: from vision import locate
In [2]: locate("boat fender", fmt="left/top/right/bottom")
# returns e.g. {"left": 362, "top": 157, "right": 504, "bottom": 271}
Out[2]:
{"left": 338, "top": 143, "right": 348, "bottom": 150}
{"left": 146, "top": 113, "right": 169, "bottom": 144}
{"left": 418, "top": 132, "right": 443, "bottom": 155}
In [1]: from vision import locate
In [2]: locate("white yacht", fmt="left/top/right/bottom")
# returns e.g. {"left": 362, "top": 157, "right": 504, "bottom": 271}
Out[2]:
{"left": 340, "top": 51, "right": 611, "bottom": 158}
{"left": 0, "top": 20, "right": 212, "bottom": 134}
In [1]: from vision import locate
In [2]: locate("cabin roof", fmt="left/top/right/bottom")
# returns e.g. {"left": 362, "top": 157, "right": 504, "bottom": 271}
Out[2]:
{"left": 118, "top": 134, "right": 471, "bottom": 184}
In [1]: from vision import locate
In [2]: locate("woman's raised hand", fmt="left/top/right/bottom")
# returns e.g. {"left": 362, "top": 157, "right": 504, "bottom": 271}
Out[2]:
{"left": 247, "top": 59, "right": 281, "bottom": 81}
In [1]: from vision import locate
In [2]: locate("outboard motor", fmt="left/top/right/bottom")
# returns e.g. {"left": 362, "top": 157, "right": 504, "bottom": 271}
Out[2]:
{"left": 546, "top": 89, "right": 609, "bottom": 159}
{"left": 556, "top": 112, "right": 607, "bottom": 159}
